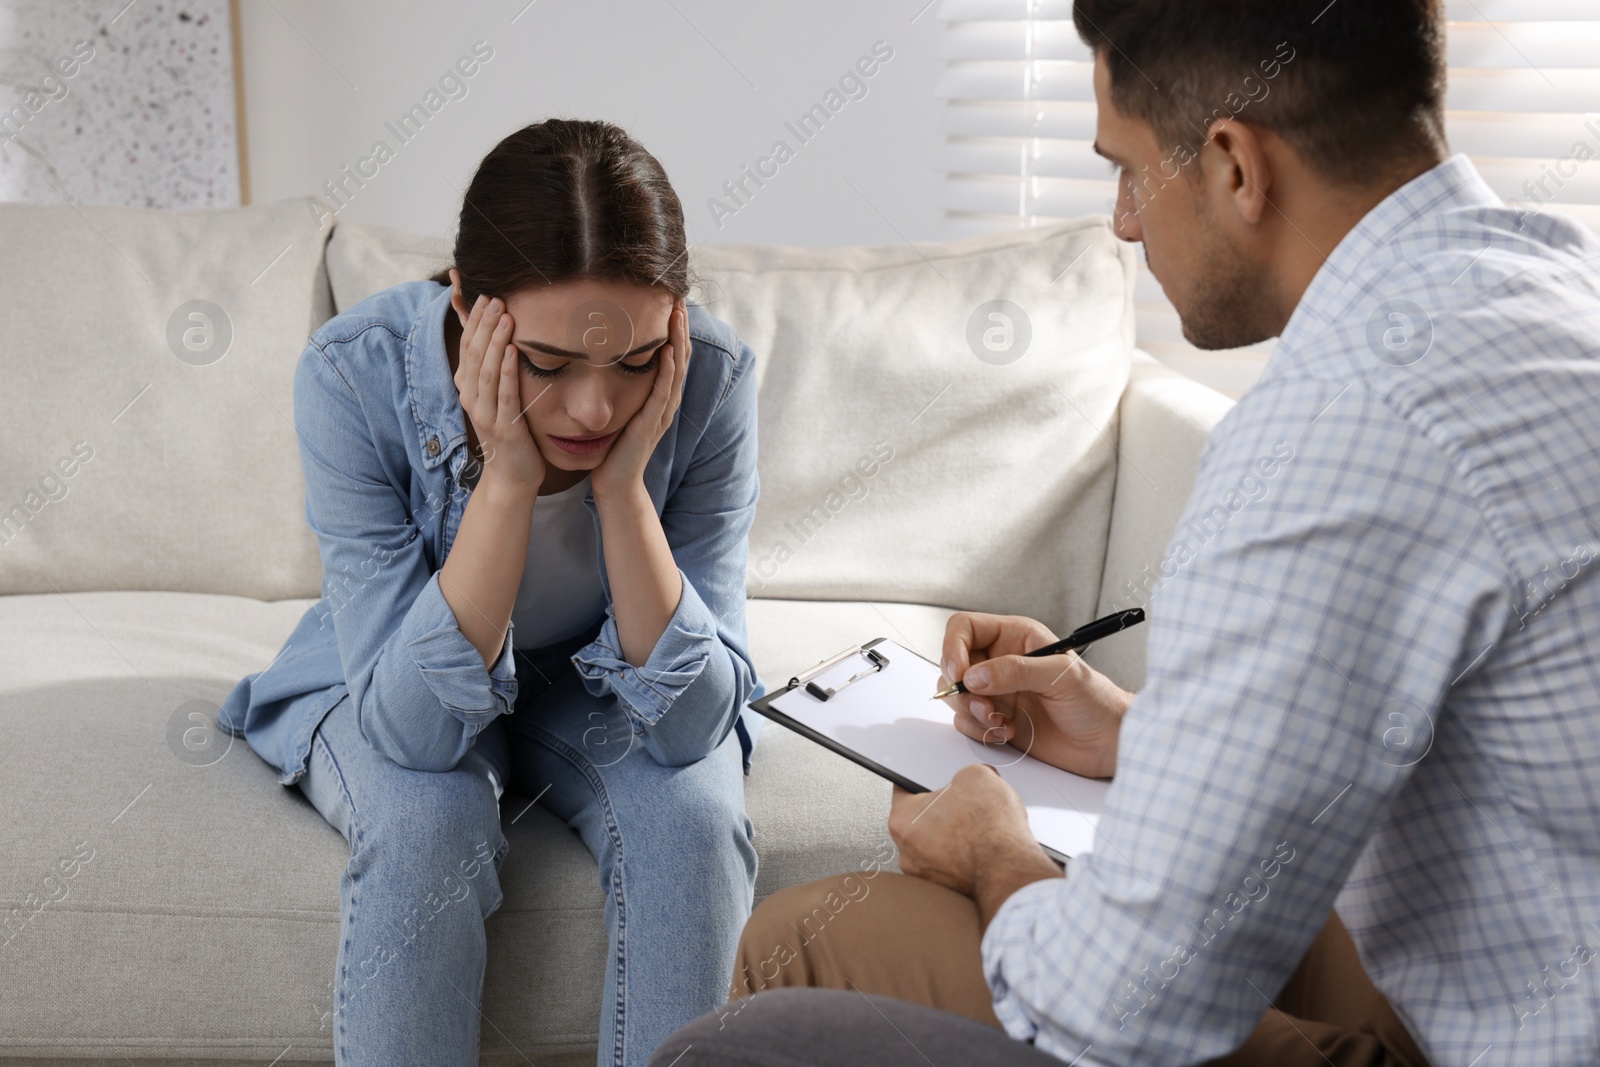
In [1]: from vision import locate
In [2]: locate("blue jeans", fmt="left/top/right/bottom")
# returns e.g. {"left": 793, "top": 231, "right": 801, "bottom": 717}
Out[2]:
{"left": 296, "top": 622, "right": 758, "bottom": 1067}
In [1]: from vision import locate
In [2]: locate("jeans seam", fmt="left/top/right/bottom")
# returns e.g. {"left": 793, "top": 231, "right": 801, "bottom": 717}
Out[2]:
{"left": 521, "top": 721, "right": 630, "bottom": 1067}
{"left": 313, "top": 730, "right": 362, "bottom": 1066}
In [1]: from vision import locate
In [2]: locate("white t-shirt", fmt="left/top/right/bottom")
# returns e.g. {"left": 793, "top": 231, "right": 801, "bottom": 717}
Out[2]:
{"left": 506, "top": 473, "right": 607, "bottom": 651}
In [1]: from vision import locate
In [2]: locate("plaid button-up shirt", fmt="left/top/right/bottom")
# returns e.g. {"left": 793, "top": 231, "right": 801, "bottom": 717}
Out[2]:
{"left": 982, "top": 155, "right": 1600, "bottom": 1066}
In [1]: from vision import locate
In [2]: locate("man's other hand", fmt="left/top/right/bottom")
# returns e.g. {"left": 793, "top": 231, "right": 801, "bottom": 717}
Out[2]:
{"left": 888, "top": 764, "right": 1063, "bottom": 931}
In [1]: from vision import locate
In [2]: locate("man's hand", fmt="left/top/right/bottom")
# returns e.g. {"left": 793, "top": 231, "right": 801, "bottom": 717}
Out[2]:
{"left": 940, "top": 611, "right": 1134, "bottom": 780}
{"left": 888, "top": 764, "right": 1064, "bottom": 931}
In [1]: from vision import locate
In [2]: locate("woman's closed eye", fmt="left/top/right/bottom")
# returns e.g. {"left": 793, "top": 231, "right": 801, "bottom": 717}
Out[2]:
{"left": 520, "top": 349, "right": 660, "bottom": 379}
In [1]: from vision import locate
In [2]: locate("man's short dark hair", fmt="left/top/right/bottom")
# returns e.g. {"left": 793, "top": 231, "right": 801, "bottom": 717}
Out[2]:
{"left": 1073, "top": 0, "right": 1447, "bottom": 188}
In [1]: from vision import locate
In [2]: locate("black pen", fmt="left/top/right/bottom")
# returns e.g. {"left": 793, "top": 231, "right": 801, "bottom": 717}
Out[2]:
{"left": 929, "top": 608, "right": 1146, "bottom": 700}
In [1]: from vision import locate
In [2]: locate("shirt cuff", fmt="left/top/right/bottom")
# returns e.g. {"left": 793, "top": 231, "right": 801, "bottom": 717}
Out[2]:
{"left": 402, "top": 570, "right": 519, "bottom": 727}
{"left": 570, "top": 566, "right": 717, "bottom": 727}
{"left": 980, "top": 875, "right": 1063, "bottom": 1043}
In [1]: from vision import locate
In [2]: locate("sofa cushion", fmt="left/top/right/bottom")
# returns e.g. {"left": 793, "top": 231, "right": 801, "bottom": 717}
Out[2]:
{"left": 0, "top": 590, "right": 949, "bottom": 1063}
{"left": 0, "top": 197, "right": 335, "bottom": 602}
{"left": 323, "top": 213, "right": 452, "bottom": 316}
{"left": 692, "top": 221, "right": 1134, "bottom": 636}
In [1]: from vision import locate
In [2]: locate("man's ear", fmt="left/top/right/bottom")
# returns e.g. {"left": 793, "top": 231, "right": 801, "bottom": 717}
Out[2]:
{"left": 1200, "top": 119, "right": 1272, "bottom": 227}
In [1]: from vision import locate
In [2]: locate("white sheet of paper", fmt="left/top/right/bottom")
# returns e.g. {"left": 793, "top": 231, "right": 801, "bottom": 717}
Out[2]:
{"left": 765, "top": 639, "right": 1110, "bottom": 857}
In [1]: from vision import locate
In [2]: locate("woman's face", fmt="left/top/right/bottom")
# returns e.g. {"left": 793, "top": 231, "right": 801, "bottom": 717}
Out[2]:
{"left": 483, "top": 277, "right": 676, "bottom": 473}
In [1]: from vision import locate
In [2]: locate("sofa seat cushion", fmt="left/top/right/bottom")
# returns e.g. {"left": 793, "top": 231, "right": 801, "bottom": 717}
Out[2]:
{"left": 0, "top": 591, "right": 952, "bottom": 1062}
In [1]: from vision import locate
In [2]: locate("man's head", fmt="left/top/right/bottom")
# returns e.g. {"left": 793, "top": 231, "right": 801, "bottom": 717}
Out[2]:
{"left": 1076, "top": 0, "right": 1449, "bottom": 349}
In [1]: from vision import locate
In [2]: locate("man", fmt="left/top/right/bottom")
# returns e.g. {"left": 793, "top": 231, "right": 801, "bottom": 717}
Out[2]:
{"left": 651, "top": 1, "right": 1600, "bottom": 1064}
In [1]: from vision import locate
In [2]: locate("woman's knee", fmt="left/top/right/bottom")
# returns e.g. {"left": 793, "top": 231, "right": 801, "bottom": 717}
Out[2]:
{"left": 608, "top": 750, "right": 754, "bottom": 882}
{"left": 346, "top": 763, "right": 509, "bottom": 919}
{"left": 667, "top": 764, "right": 751, "bottom": 855}
{"left": 637, "top": 716, "right": 730, "bottom": 768}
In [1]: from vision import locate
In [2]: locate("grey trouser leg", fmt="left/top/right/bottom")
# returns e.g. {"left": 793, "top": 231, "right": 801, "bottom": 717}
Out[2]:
{"left": 648, "top": 988, "right": 1065, "bottom": 1067}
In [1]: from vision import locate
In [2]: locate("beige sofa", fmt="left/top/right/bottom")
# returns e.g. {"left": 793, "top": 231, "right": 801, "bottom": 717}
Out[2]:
{"left": 0, "top": 196, "right": 1232, "bottom": 1065}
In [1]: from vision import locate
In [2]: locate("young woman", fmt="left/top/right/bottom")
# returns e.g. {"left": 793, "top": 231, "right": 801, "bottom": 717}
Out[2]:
{"left": 216, "top": 118, "right": 767, "bottom": 1067}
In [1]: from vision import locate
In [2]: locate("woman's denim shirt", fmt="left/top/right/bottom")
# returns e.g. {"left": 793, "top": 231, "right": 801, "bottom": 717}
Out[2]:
{"left": 217, "top": 279, "right": 766, "bottom": 783}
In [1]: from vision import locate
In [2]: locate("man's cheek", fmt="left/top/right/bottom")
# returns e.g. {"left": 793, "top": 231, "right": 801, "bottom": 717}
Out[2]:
{"left": 1139, "top": 198, "right": 1191, "bottom": 286}
{"left": 1137, "top": 224, "right": 1168, "bottom": 286}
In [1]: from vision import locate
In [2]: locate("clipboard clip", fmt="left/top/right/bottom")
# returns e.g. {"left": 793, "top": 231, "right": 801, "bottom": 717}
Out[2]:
{"left": 789, "top": 646, "right": 890, "bottom": 702}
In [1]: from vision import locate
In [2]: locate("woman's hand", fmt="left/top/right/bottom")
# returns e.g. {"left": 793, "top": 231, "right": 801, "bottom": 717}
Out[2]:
{"left": 940, "top": 611, "right": 1134, "bottom": 780}
{"left": 590, "top": 297, "right": 690, "bottom": 503}
{"left": 450, "top": 270, "right": 546, "bottom": 496}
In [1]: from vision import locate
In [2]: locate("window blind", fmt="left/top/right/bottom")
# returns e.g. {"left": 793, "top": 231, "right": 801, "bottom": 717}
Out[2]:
{"left": 936, "top": 0, "right": 1600, "bottom": 396}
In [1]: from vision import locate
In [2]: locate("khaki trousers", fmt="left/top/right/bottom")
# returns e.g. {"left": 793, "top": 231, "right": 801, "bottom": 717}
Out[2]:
{"left": 729, "top": 871, "right": 1431, "bottom": 1067}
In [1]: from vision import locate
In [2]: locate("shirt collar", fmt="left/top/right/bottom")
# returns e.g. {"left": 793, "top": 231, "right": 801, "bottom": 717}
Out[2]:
{"left": 1277, "top": 153, "right": 1501, "bottom": 354}
{"left": 405, "top": 281, "right": 466, "bottom": 472}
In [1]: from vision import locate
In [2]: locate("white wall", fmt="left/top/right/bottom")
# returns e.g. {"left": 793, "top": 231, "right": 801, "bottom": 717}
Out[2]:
{"left": 239, "top": 0, "right": 947, "bottom": 247}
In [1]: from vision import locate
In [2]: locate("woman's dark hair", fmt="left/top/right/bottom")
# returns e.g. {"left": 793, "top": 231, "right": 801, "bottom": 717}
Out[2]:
{"left": 1073, "top": 0, "right": 1447, "bottom": 189}
{"left": 429, "top": 118, "right": 692, "bottom": 302}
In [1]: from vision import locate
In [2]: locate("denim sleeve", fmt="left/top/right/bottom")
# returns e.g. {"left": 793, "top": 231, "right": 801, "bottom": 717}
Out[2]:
{"left": 296, "top": 340, "right": 517, "bottom": 773}
{"left": 570, "top": 567, "right": 723, "bottom": 726}
{"left": 570, "top": 332, "right": 762, "bottom": 768}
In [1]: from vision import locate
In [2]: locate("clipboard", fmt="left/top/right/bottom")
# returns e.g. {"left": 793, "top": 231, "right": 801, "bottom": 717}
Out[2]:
{"left": 749, "top": 637, "right": 1111, "bottom": 862}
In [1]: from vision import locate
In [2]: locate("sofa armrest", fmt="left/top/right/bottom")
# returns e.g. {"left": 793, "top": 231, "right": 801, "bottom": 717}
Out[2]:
{"left": 1081, "top": 351, "right": 1235, "bottom": 692}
